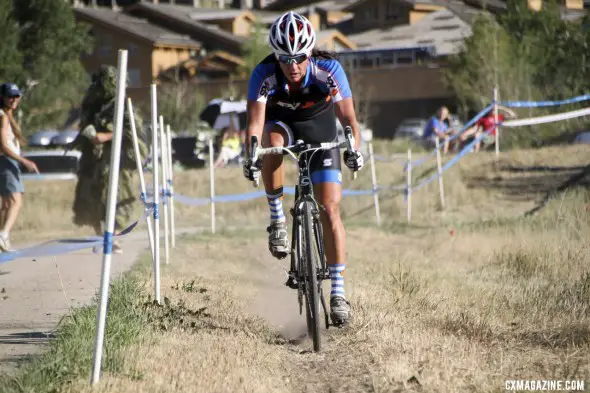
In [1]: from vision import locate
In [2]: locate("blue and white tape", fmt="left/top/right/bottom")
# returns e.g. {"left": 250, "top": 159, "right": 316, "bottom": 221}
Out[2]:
{"left": 500, "top": 94, "right": 590, "bottom": 108}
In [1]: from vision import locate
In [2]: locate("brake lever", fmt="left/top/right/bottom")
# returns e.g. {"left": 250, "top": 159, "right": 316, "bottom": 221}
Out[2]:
{"left": 250, "top": 135, "right": 259, "bottom": 188}
{"left": 344, "top": 126, "right": 358, "bottom": 180}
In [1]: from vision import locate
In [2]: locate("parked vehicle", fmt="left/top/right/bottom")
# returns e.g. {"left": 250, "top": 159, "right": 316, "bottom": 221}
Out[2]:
{"left": 395, "top": 118, "right": 427, "bottom": 140}
{"left": 50, "top": 130, "right": 79, "bottom": 146}
{"left": 20, "top": 150, "right": 81, "bottom": 181}
{"left": 28, "top": 129, "right": 60, "bottom": 148}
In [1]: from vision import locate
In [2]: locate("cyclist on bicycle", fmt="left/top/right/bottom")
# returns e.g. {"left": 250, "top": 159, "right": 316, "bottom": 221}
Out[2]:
{"left": 243, "top": 11, "right": 364, "bottom": 326}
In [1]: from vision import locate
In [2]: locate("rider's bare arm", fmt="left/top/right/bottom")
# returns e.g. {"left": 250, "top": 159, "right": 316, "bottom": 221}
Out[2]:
{"left": 335, "top": 97, "right": 361, "bottom": 151}
{"left": 246, "top": 100, "right": 266, "bottom": 155}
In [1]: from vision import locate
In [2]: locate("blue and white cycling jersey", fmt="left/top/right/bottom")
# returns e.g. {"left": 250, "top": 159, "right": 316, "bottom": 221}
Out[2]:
{"left": 247, "top": 54, "right": 352, "bottom": 118}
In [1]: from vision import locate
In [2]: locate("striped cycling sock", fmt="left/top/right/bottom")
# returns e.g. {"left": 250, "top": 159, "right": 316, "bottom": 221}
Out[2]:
{"left": 329, "top": 264, "right": 346, "bottom": 298}
{"left": 267, "top": 188, "right": 285, "bottom": 224}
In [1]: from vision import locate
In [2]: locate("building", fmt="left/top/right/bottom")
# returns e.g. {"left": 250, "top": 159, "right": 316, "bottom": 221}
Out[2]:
{"left": 74, "top": 6, "right": 201, "bottom": 103}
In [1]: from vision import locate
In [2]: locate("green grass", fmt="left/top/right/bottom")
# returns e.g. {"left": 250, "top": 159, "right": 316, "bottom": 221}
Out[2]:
{"left": 0, "top": 258, "right": 152, "bottom": 393}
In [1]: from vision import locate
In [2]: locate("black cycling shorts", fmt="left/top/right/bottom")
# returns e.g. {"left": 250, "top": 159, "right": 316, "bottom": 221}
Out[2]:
{"left": 264, "top": 102, "right": 342, "bottom": 184}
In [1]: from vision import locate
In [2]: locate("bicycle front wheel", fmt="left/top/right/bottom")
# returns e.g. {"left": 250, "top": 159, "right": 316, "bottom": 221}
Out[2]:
{"left": 302, "top": 200, "right": 322, "bottom": 352}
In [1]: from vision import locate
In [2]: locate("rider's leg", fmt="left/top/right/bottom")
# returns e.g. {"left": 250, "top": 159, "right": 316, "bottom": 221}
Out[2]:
{"left": 313, "top": 171, "right": 351, "bottom": 324}
{"left": 262, "top": 123, "right": 291, "bottom": 259}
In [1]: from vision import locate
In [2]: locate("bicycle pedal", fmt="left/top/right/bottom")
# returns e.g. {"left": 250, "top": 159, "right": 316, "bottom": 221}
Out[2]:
{"left": 284, "top": 276, "right": 298, "bottom": 289}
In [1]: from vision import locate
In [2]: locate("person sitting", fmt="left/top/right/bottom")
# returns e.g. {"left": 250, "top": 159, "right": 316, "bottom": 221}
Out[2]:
{"left": 422, "top": 106, "right": 457, "bottom": 154}
{"left": 214, "top": 126, "right": 242, "bottom": 168}
{"left": 459, "top": 105, "right": 517, "bottom": 152}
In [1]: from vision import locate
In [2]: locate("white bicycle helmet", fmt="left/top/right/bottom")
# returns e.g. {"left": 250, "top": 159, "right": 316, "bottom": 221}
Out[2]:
{"left": 269, "top": 11, "right": 316, "bottom": 58}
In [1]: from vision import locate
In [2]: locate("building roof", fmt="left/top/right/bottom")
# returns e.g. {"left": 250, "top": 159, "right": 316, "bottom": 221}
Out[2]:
{"left": 346, "top": 9, "right": 472, "bottom": 55}
{"left": 342, "top": 0, "right": 441, "bottom": 11}
{"left": 315, "top": 29, "right": 358, "bottom": 49}
{"left": 127, "top": 3, "right": 247, "bottom": 46}
{"left": 262, "top": 0, "right": 354, "bottom": 11}
{"left": 430, "top": 0, "right": 487, "bottom": 24}
{"left": 74, "top": 7, "right": 201, "bottom": 48}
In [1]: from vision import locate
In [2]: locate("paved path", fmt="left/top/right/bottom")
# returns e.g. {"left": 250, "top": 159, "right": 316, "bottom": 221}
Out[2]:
{"left": 0, "top": 230, "right": 151, "bottom": 374}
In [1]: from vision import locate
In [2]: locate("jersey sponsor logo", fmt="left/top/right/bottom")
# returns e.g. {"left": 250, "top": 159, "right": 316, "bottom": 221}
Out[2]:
{"left": 276, "top": 101, "right": 301, "bottom": 110}
{"left": 323, "top": 158, "right": 332, "bottom": 167}
{"left": 259, "top": 82, "right": 269, "bottom": 98}
{"left": 326, "top": 75, "right": 337, "bottom": 89}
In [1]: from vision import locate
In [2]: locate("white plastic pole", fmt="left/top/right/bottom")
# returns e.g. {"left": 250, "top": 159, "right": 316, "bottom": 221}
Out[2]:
{"left": 406, "top": 148, "right": 412, "bottom": 223}
{"left": 127, "top": 98, "right": 155, "bottom": 258}
{"left": 91, "top": 49, "right": 128, "bottom": 385}
{"left": 434, "top": 137, "right": 445, "bottom": 210}
{"left": 494, "top": 87, "right": 500, "bottom": 159}
{"left": 159, "top": 116, "right": 170, "bottom": 265}
{"left": 368, "top": 142, "right": 381, "bottom": 226}
{"left": 150, "top": 85, "right": 161, "bottom": 304}
{"left": 209, "top": 138, "right": 216, "bottom": 234}
{"left": 166, "top": 125, "right": 175, "bottom": 248}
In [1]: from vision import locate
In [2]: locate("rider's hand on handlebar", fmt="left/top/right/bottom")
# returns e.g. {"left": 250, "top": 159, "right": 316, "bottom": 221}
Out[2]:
{"left": 344, "top": 150, "right": 364, "bottom": 171}
{"left": 243, "top": 158, "right": 261, "bottom": 182}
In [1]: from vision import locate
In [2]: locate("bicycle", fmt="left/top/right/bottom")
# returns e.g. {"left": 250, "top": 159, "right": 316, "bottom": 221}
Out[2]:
{"left": 249, "top": 126, "right": 357, "bottom": 352}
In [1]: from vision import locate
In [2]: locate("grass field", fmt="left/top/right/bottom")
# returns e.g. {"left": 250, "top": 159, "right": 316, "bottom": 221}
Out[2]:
{"left": 4, "top": 143, "right": 590, "bottom": 392}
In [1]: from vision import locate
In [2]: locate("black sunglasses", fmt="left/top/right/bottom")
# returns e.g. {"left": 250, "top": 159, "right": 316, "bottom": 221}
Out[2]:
{"left": 277, "top": 54, "right": 308, "bottom": 65}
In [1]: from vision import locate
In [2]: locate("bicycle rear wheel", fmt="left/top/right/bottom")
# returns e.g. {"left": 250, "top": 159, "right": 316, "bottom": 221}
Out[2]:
{"left": 302, "top": 200, "right": 322, "bottom": 352}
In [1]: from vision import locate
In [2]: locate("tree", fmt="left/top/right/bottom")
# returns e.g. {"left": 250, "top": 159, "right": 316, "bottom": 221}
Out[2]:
{"left": 158, "top": 81, "right": 206, "bottom": 133}
{"left": 0, "top": 0, "right": 22, "bottom": 83}
{"left": 443, "top": 0, "right": 590, "bottom": 147}
{"left": 238, "top": 18, "right": 270, "bottom": 78}
{"left": 13, "top": 0, "right": 93, "bottom": 132}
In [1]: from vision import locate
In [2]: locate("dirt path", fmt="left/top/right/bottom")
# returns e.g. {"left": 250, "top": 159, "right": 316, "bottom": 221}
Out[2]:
{"left": 0, "top": 231, "right": 152, "bottom": 374}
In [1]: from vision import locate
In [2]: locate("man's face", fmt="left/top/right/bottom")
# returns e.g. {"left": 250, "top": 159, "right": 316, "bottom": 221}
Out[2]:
{"left": 277, "top": 54, "right": 309, "bottom": 84}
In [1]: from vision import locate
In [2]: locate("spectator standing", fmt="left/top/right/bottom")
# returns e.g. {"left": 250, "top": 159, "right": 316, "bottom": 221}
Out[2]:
{"left": 0, "top": 83, "right": 39, "bottom": 251}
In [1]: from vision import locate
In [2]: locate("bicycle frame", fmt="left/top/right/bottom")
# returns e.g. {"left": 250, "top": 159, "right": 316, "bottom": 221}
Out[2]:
{"left": 288, "top": 151, "right": 331, "bottom": 328}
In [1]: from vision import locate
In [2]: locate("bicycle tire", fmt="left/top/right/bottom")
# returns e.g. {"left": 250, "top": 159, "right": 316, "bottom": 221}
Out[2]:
{"left": 302, "top": 200, "right": 322, "bottom": 352}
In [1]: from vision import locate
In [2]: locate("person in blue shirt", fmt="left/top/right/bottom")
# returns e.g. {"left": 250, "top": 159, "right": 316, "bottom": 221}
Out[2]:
{"left": 242, "top": 11, "right": 364, "bottom": 326}
{"left": 422, "top": 106, "right": 455, "bottom": 153}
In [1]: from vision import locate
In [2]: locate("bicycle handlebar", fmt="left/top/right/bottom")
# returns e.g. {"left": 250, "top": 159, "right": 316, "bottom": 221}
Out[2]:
{"left": 249, "top": 126, "right": 358, "bottom": 187}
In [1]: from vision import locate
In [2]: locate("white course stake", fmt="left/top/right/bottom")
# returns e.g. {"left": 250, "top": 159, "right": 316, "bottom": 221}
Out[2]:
{"left": 209, "top": 138, "right": 216, "bottom": 234}
{"left": 166, "top": 125, "right": 175, "bottom": 248}
{"left": 127, "top": 98, "right": 155, "bottom": 258}
{"left": 159, "top": 116, "right": 170, "bottom": 265}
{"left": 434, "top": 137, "right": 446, "bottom": 210}
{"left": 406, "top": 148, "right": 412, "bottom": 223}
{"left": 494, "top": 87, "right": 500, "bottom": 159}
{"left": 91, "top": 49, "right": 128, "bottom": 386}
{"left": 150, "top": 85, "right": 161, "bottom": 304}
{"left": 368, "top": 142, "right": 381, "bottom": 226}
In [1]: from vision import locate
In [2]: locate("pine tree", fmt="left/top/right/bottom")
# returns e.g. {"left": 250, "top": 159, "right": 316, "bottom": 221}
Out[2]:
{"left": 238, "top": 18, "right": 270, "bottom": 77}
{"left": 13, "top": 0, "right": 93, "bottom": 130}
{"left": 0, "top": 0, "right": 23, "bottom": 84}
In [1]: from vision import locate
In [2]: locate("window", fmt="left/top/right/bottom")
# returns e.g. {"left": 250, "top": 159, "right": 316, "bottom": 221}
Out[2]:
{"left": 382, "top": 51, "right": 394, "bottom": 66}
{"left": 387, "top": 0, "right": 401, "bottom": 20}
{"left": 98, "top": 33, "right": 113, "bottom": 57}
{"left": 127, "top": 43, "right": 139, "bottom": 57}
{"left": 362, "top": 5, "right": 379, "bottom": 20}
{"left": 128, "top": 68, "right": 141, "bottom": 88}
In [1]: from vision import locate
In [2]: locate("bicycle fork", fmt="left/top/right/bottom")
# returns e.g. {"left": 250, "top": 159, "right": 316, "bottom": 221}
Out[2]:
{"left": 312, "top": 207, "right": 331, "bottom": 330}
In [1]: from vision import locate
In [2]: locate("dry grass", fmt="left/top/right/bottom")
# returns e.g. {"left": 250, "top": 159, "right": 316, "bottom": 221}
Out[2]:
{"left": 7, "top": 143, "right": 590, "bottom": 392}
{"left": 56, "top": 143, "right": 590, "bottom": 392}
